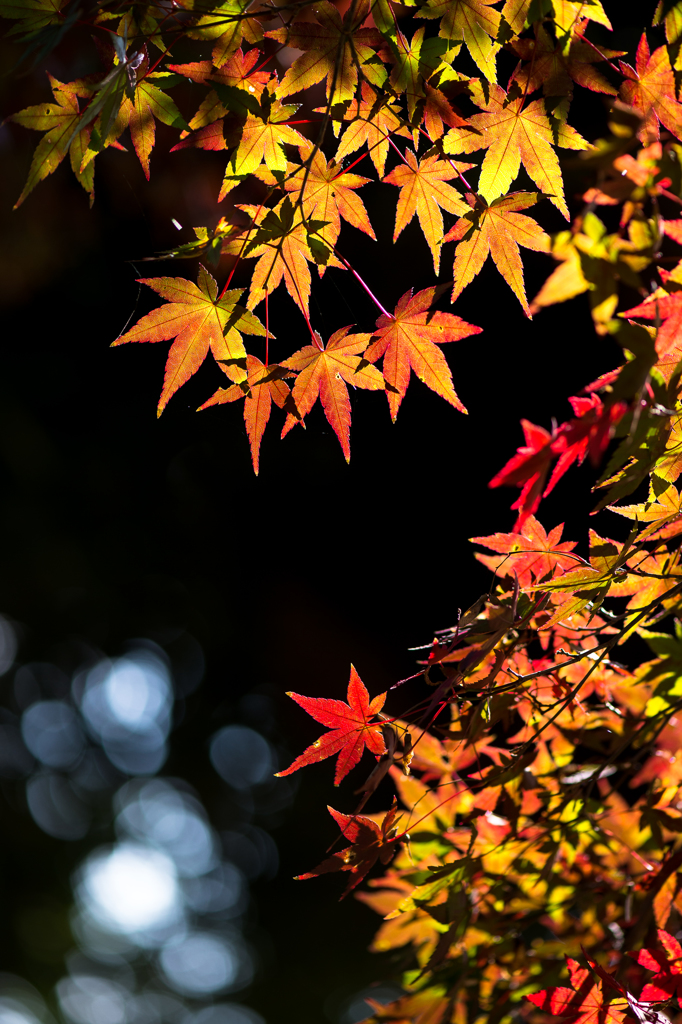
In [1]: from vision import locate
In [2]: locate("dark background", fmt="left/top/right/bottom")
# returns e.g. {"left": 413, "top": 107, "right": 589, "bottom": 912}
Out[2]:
{"left": 0, "top": 4, "right": 647, "bottom": 1022}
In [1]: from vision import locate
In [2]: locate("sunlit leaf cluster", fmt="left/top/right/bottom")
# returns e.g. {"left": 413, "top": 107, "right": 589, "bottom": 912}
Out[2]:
{"left": 7, "top": 2, "right": 682, "bottom": 1022}
{"left": 9, "top": 0, "right": 682, "bottom": 470}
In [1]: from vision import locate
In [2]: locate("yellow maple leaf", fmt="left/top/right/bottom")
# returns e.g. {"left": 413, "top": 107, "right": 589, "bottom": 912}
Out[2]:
{"left": 445, "top": 192, "right": 550, "bottom": 315}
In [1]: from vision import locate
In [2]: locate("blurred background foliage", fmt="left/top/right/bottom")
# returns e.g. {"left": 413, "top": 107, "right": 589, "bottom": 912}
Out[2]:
{"left": 0, "top": 2, "right": 644, "bottom": 1023}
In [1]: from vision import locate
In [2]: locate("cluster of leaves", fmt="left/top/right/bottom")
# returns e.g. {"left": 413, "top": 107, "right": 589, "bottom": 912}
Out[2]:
{"left": 9, "top": 0, "right": 682, "bottom": 472}
{"left": 237, "top": 9, "right": 682, "bottom": 1020}
{"left": 278, "top": 378, "right": 682, "bottom": 1024}
{"left": 8, "top": 1, "right": 682, "bottom": 1023}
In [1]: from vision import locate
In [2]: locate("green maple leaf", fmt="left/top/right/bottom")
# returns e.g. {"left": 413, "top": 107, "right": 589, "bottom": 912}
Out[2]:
{"left": 9, "top": 74, "right": 96, "bottom": 207}
{"left": 388, "top": 27, "right": 449, "bottom": 119}
{"left": 0, "top": 0, "right": 65, "bottom": 36}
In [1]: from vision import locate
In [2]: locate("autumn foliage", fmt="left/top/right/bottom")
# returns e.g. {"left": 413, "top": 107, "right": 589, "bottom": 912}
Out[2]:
{"left": 6, "top": 0, "right": 682, "bottom": 1022}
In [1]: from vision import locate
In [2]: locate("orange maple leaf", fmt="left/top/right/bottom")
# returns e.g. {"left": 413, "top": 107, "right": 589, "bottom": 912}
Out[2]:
{"left": 281, "top": 327, "right": 384, "bottom": 461}
{"left": 422, "top": 83, "right": 470, "bottom": 141}
{"left": 445, "top": 191, "right": 550, "bottom": 315}
{"left": 198, "top": 354, "right": 294, "bottom": 474}
{"left": 470, "top": 516, "right": 578, "bottom": 587}
{"left": 113, "top": 266, "right": 266, "bottom": 415}
{"left": 169, "top": 48, "right": 272, "bottom": 136}
{"left": 620, "top": 34, "right": 682, "bottom": 143}
{"left": 610, "top": 547, "right": 682, "bottom": 612}
{"left": 255, "top": 148, "right": 376, "bottom": 253}
{"left": 232, "top": 198, "right": 338, "bottom": 315}
{"left": 383, "top": 150, "right": 472, "bottom": 272}
{"left": 276, "top": 666, "right": 387, "bottom": 784}
{"left": 169, "top": 47, "right": 271, "bottom": 94}
{"left": 363, "top": 286, "right": 480, "bottom": 421}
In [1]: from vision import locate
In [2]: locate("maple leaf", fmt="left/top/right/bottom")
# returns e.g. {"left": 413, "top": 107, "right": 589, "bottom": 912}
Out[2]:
{"left": 280, "top": 327, "right": 384, "bottom": 461}
{"left": 527, "top": 957, "right": 629, "bottom": 1024}
{"left": 610, "top": 547, "right": 682, "bottom": 618}
{"left": 266, "top": 0, "right": 382, "bottom": 104}
{"left": 531, "top": 530, "right": 626, "bottom": 605}
{"left": 363, "top": 286, "right": 480, "bottom": 421}
{"left": 295, "top": 802, "right": 401, "bottom": 898}
{"left": 332, "top": 83, "right": 412, "bottom": 178}
{"left": 654, "top": 409, "right": 682, "bottom": 484}
{"left": 170, "top": 47, "right": 271, "bottom": 93}
{"left": 185, "top": 0, "right": 263, "bottom": 68}
{"left": 255, "top": 147, "right": 375, "bottom": 254}
{"left": 172, "top": 86, "right": 309, "bottom": 201}
{"left": 9, "top": 74, "right": 96, "bottom": 207}
{"left": 276, "top": 666, "right": 387, "bottom": 784}
{"left": 489, "top": 396, "right": 627, "bottom": 529}
{"left": 383, "top": 150, "right": 472, "bottom": 273}
{"left": 387, "top": 27, "right": 449, "bottom": 118}
{"left": 489, "top": 419, "right": 554, "bottom": 529}
{"left": 198, "top": 354, "right": 294, "bottom": 474}
{"left": 118, "top": 72, "right": 188, "bottom": 179}
{"left": 169, "top": 48, "right": 272, "bottom": 135}
{"left": 510, "top": 23, "right": 622, "bottom": 97}
{"left": 415, "top": 0, "right": 500, "bottom": 81}
{"left": 233, "top": 198, "right": 337, "bottom": 315}
{"left": 0, "top": 0, "right": 70, "bottom": 43}
{"left": 620, "top": 34, "right": 682, "bottom": 143}
{"left": 443, "top": 80, "right": 589, "bottom": 218}
{"left": 112, "top": 265, "right": 266, "bottom": 415}
{"left": 444, "top": 191, "right": 550, "bottom": 315}
{"left": 422, "top": 82, "right": 469, "bottom": 140}
{"left": 634, "top": 929, "right": 682, "bottom": 1002}
{"left": 609, "top": 484, "right": 682, "bottom": 542}
{"left": 470, "top": 516, "right": 579, "bottom": 588}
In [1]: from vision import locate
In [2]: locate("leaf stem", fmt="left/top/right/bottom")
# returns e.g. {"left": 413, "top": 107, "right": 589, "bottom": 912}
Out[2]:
{"left": 387, "top": 134, "right": 410, "bottom": 166}
{"left": 333, "top": 249, "right": 392, "bottom": 318}
{"left": 265, "top": 290, "right": 270, "bottom": 365}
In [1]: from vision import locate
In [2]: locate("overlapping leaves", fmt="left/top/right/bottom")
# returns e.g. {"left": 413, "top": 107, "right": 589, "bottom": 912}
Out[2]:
{"left": 9, "top": 0, "right": 682, "bottom": 473}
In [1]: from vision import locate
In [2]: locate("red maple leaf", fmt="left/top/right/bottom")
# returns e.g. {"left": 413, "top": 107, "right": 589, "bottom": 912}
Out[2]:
{"left": 527, "top": 957, "right": 629, "bottom": 1024}
{"left": 276, "top": 666, "right": 387, "bottom": 785}
{"left": 470, "top": 515, "right": 578, "bottom": 587}
{"left": 295, "top": 802, "right": 401, "bottom": 897}
{"left": 489, "top": 395, "right": 627, "bottom": 530}
{"left": 633, "top": 929, "right": 682, "bottom": 1002}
